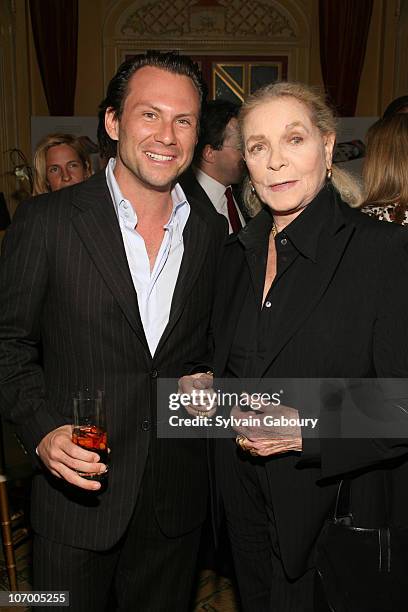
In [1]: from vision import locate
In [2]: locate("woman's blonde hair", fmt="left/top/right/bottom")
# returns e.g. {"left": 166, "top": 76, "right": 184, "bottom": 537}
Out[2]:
{"left": 32, "top": 133, "right": 91, "bottom": 195}
{"left": 361, "top": 114, "right": 408, "bottom": 222}
{"left": 238, "top": 81, "right": 362, "bottom": 216}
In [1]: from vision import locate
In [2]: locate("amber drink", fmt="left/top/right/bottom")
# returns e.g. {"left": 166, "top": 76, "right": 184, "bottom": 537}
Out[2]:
{"left": 72, "top": 390, "right": 108, "bottom": 481}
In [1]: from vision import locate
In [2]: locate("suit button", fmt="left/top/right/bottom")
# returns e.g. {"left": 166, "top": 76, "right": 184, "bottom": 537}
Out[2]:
{"left": 141, "top": 420, "right": 151, "bottom": 431}
{"left": 150, "top": 369, "right": 158, "bottom": 378}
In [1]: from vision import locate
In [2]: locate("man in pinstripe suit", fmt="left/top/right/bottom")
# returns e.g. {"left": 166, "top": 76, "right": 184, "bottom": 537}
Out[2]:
{"left": 0, "top": 52, "right": 226, "bottom": 611}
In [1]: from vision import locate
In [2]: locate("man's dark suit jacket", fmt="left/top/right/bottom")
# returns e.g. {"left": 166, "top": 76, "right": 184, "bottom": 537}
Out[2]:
{"left": 212, "top": 186, "right": 408, "bottom": 578}
{"left": 0, "top": 171, "right": 226, "bottom": 551}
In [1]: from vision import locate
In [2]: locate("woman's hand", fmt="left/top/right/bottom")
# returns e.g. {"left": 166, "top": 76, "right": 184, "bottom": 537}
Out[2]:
{"left": 232, "top": 396, "right": 302, "bottom": 457}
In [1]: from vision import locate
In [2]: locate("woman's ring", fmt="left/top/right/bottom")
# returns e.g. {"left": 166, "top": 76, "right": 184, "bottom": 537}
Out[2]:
{"left": 236, "top": 435, "right": 248, "bottom": 450}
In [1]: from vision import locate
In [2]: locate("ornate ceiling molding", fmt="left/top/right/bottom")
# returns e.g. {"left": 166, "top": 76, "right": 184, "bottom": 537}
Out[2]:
{"left": 119, "top": 0, "right": 297, "bottom": 40}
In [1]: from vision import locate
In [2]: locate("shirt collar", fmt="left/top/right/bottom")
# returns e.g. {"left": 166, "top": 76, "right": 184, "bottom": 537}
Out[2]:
{"left": 239, "top": 183, "right": 336, "bottom": 261}
{"left": 105, "top": 158, "right": 123, "bottom": 220}
{"left": 164, "top": 182, "right": 190, "bottom": 242}
{"left": 283, "top": 183, "right": 335, "bottom": 261}
{"left": 105, "top": 158, "right": 190, "bottom": 241}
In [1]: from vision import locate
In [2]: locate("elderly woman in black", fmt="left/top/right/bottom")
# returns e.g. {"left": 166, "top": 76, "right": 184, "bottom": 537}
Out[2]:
{"left": 209, "top": 83, "right": 408, "bottom": 612}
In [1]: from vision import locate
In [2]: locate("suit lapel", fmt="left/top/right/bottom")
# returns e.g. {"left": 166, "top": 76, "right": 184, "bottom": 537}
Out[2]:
{"left": 179, "top": 168, "right": 216, "bottom": 212}
{"left": 259, "top": 210, "right": 355, "bottom": 376}
{"left": 214, "top": 239, "right": 249, "bottom": 375}
{"left": 70, "top": 172, "right": 149, "bottom": 350}
{"left": 155, "top": 201, "right": 212, "bottom": 354}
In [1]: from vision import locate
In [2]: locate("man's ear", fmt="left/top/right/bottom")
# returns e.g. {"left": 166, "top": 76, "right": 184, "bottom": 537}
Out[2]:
{"left": 201, "top": 144, "right": 216, "bottom": 165}
{"left": 105, "top": 107, "right": 119, "bottom": 142}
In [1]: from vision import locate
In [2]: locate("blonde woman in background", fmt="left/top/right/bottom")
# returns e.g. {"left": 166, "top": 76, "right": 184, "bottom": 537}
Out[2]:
{"left": 361, "top": 114, "right": 408, "bottom": 225}
{"left": 32, "top": 133, "right": 91, "bottom": 195}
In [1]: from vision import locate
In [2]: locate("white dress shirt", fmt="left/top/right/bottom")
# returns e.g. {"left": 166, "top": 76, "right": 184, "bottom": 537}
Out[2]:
{"left": 106, "top": 159, "right": 190, "bottom": 356}
{"left": 194, "top": 168, "right": 245, "bottom": 234}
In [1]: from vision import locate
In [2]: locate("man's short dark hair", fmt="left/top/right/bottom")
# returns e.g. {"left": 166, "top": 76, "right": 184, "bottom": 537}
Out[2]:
{"left": 98, "top": 50, "right": 207, "bottom": 158}
{"left": 382, "top": 95, "right": 408, "bottom": 119}
{"left": 194, "top": 99, "right": 241, "bottom": 162}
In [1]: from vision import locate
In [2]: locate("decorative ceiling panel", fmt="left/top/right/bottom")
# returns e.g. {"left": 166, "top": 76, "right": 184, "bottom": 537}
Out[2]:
{"left": 120, "top": 0, "right": 297, "bottom": 40}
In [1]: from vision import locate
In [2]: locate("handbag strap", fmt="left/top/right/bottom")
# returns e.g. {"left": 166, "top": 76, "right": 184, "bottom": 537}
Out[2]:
{"left": 383, "top": 468, "right": 392, "bottom": 525}
{"left": 333, "top": 479, "right": 354, "bottom": 525}
{"left": 334, "top": 470, "right": 393, "bottom": 527}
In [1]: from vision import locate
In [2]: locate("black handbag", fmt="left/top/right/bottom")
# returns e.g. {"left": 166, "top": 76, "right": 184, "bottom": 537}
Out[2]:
{"left": 315, "top": 477, "right": 408, "bottom": 612}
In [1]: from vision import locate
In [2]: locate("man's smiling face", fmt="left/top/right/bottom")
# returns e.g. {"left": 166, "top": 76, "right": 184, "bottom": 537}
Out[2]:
{"left": 105, "top": 66, "right": 200, "bottom": 193}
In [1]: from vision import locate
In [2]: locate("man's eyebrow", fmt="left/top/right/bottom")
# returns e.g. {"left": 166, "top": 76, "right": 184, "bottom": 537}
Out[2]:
{"left": 132, "top": 104, "right": 162, "bottom": 112}
{"left": 175, "top": 112, "right": 198, "bottom": 119}
{"left": 134, "top": 103, "right": 197, "bottom": 117}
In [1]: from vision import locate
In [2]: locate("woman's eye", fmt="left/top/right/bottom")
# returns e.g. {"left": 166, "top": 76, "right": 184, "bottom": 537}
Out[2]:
{"left": 143, "top": 112, "right": 156, "bottom": 119}
{"left": 68, "top": 162, "right": 80, "bottom": 169}
{"left": 290, "top": 136, "right": 303, "bottom": 144}
{"left": 177, "top": 118, "right": 191, "bottom": 126}
{"left": 249, "top": 144, "right": 265, "bottom": 153}
{"left": 48, "top": 166, "right": 59, "bottom": 174}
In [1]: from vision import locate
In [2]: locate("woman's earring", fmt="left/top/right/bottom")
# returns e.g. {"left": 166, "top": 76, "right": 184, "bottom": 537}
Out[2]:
{"left": 250, "top": 180, "right": 256, "bottom": 194}
{"left": 326, "top": 167, "right": 332, "bottom": 180}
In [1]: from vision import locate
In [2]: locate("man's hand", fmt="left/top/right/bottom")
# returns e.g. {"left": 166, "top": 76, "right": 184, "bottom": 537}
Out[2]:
{"left": 232, "top": 396, "right": 302, "bottom": 457}
{"left": 37, "top": 424, "right": 107, "bottom": 490}
{"left": 178, "top": 372, "right": 216, "bottom": 417}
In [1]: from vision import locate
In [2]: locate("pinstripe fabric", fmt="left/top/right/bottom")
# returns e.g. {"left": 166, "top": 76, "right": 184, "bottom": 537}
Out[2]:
{"left": 114, "top": 457, "right": 202, "bottom": 612}
{"left": 32, "top": 457, "right": 202, "bottom": 612}
{"left": 0, "top": 171, "right": 227, "bottom": 553}
{"left": 33, "top": 534, "right": 119, "bottom": 612}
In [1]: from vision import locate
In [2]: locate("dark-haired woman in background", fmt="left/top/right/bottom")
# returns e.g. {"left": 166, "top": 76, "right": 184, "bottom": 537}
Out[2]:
{"left": 361, "top": 114, "right": 408, "bottom": 225}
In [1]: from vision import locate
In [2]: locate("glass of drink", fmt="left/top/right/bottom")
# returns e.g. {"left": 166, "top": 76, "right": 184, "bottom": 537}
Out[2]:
{"left": 72, "top": 389, "right": 108, "bottom": 481}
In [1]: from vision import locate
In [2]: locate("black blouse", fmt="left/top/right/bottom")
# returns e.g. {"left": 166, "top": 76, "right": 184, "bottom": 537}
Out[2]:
{"left": 225, "top": 184, "right": 335, "bottom": 380}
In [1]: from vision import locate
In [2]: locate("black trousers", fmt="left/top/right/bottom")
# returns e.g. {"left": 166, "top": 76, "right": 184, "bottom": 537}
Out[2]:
{"left": 33, "top": 458, "right": 202, "bottom": 612}
{"left": 216, "top": 440, "right": 330, "bottom": 612}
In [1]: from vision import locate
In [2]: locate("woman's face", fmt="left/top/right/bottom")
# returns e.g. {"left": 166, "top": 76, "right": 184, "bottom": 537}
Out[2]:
{"left": 242, "top": 97, "right": 335, "bottom": 225}
{"left": 46, "top": 144, "right": 88, "bottom": 192}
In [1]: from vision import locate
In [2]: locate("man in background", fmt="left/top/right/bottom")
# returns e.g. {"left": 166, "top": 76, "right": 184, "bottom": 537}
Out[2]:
{"left": 180, "top": 99, "right": 247, "bottom": 233}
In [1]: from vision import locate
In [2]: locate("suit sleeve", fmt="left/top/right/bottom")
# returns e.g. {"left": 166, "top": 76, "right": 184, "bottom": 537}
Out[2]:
{"left": 319, "top": 228, "right": 408, "bottom": 479}
{"left": 0, "top": 200, "right": 68, "bottom": 464}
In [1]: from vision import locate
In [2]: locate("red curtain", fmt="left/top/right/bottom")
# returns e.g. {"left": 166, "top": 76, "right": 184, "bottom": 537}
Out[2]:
{"left": 29, "top": 0, "right": 78, "bottom": 116}
{"left": 319, "top": 0, "right": 373, "bottom": 116}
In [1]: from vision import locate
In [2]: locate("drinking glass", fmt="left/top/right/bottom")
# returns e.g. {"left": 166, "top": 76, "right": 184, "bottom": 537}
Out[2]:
{"left": 72, "top": 389, "right": 108, "bottom": 481}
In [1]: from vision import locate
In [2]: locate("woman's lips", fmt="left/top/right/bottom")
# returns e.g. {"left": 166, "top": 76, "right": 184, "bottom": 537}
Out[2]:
{"left": 270, "top": 180, "right": 298, "bottom": 192}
